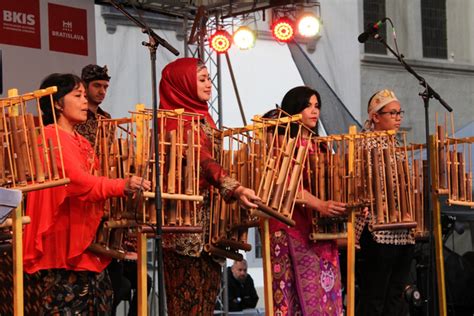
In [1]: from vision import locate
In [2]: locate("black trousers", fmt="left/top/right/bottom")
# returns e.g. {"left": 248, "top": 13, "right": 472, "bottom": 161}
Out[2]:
{"left": 357, "top": 227, "right": 414, "bottom": 316}
{"left": 108, "top": 260, "right": 152, "bottom": 316}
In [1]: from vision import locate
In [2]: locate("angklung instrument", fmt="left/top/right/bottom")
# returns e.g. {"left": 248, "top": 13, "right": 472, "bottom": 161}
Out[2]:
{"left": 435, "top": 117, "right": 473, "bottom": 208}
{"left": 88, "top": 107, "right": 205, "bottom": 259}
{"left": 0, "top": 87, "right": 69, "bottom": 192}
{"left": 362, "top": 131, "right": 418, "bottom": 231}
{"left": 204, "top": 110, "right": 309, "bottom": 260}
{"left": 307, "top": 133, "right": 366, "bottom": 242}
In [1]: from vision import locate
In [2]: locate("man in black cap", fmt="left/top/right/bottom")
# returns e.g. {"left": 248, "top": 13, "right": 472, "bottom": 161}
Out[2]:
{"left": 76, "top": 64, "right": 112, "bottom": 146}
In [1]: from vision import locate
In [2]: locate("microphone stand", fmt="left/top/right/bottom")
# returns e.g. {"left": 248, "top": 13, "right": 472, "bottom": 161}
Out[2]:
{"left": 109, "top": 2, "right": 179, "bottom": 315}
{"left": 370, "top": 32, "right": 452, "bottom": 316}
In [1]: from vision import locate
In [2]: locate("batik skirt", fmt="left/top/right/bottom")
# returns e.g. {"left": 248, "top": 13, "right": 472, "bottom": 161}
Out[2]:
{"left": 270, "top": 230, "right": 343, "bottom": 316}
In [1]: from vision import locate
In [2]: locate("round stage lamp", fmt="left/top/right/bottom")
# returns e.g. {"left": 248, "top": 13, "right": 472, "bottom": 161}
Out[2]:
{"left": 233, "top": 26, "right": 256, "bottom": 50}
{"left": 297, "top": 14, "right": 321, "bottom": 38}
{"left": 209, "top": 30, "right": 232, "bottom": 53}
{"left": 271, "top": 18, "right": 294, "bottom": 43}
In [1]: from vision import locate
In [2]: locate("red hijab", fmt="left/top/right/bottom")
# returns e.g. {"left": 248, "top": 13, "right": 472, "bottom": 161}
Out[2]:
{"left": 159, "top": 58, "right": 216, "bottom": 130}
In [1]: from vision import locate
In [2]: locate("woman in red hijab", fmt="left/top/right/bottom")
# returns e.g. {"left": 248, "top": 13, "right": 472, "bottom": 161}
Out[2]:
{"left": 159, "top": 58, "right": 259, "bottom": 315}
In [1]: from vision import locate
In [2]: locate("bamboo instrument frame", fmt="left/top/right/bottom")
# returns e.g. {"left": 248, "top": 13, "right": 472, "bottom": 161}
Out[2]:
{"left": 0, "top": 86, "right": 68, "bottom": 190}
{"left": 365, "top": 132, "right": 417, "bottom": 231}
{"left": 88, "top": 109, "right": 206, "bottom": 258}
{"left": 203, "top": 111, "right": 308, "bottom": 259}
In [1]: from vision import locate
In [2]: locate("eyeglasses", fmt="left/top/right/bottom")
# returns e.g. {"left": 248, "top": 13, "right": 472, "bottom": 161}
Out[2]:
{"left": 378, "top": 110, "right": 404, "bottom": 118}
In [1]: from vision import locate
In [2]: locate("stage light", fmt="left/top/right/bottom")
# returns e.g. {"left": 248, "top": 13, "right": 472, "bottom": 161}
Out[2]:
{"left": 271, "top": 18, "right": 294, "bottom": 43}
{"left": 209, "top": 30, "right": 232, "bottom": 53}
{"left": 233, "top": 26, "right": 256, "bottom": 50}
{"left": 297, "top": 13, "right": 321, "bottom": 37}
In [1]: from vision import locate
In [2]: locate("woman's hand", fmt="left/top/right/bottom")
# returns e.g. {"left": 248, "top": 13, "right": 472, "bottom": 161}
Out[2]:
{"left": 317, "top": 200, "right": 346, "bottom": 217}
{"left": 124, "top": 252, "right": 138, "bottom": 261}
{"left": 125, "top": 176, "right": 151, "bottom": 194}
{"left": 233, "top": 185, "right": 260, "bottom": 209}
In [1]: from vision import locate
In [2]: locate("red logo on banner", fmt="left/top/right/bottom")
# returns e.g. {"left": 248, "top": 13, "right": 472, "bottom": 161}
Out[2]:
{"left": 48, "top": 3, "right": 88, "bottom": 56}
{"left": 0, "top": 0, "right": 41, "bottom": 49}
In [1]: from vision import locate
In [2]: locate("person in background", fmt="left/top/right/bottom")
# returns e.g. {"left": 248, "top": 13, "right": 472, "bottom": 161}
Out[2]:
{"left": 356, "top": 89, "right": 415, "bottom": 316}
{"left": 23, "top": 73, "right": 150, "bottom": 314}
{"left": 76, "top": 64, "right": 111, "bottom": 146}
{"left": 227, "top": 259, "right": 259, "bottom": 312}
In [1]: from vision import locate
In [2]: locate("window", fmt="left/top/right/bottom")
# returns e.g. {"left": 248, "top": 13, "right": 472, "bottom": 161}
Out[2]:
{"left": 421, "top": 0, "right": 447, "bottom": 59}
{"left": 363, "top": 0, "right": 387, "bottom": 54}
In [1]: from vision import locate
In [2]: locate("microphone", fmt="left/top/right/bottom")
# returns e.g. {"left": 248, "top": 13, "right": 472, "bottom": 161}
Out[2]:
{"left": 357, "top": 18, "right": 387, "bottom": 43}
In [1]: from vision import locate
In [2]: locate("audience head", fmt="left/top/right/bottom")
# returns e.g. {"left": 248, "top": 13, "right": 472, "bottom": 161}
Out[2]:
{"left": 231, "top": 259, "right": 249, "bottom": 282}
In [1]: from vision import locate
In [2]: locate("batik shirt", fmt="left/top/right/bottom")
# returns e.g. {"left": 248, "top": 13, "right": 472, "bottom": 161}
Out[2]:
{"left": 75, "top": 107, "right": 111, "bottom": 149}
{"left": 354, "top": 132, "right": 415, "bottom": 245}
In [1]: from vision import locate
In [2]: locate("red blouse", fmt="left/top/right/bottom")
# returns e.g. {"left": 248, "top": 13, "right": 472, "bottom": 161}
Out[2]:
{"left": 23, "top": 126, "right": 126, "bottom": 274}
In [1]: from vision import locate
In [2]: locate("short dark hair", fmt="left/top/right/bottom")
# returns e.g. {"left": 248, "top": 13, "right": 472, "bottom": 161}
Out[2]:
{"left": 81, "top": 64, "right": 111, "bottom": 84}
{"left": 39, "top": 73, "right": 83, "bottom": 125}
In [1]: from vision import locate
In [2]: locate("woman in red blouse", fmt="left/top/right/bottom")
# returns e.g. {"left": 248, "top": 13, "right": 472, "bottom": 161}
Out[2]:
{"left": 23, "top": 73, "right": 150, "bottom": 314}
{"left": 159, "top": 58, "right": 259, "bottom": 315}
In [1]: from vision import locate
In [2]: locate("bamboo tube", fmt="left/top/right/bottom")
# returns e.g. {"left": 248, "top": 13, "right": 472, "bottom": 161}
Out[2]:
{"left": 270, "top": 138, "right": 295, "bottom": 209}
{"left": 26, "top": 114, "right": 45, "bottom": 182}
{"left": 254, "top": 140, "right": 263, "bottom": 191}
{"left": 204, "top": 244, "right": 243, "bottom": 261}
{"left": 383, "top": 148, "right": 397, "bottom": 223}
{"left": 17, "top": 178, "right": 70, "bottom": 193}
{"left": 467, "top": 172, "right": 473, "bottom": 202}
{"left": 260, "top": 158, "right": 276, "bottom": 203}
{"left": 9, "top": 116, "right": 27, "bottom": 184}
{"left": 371, "top": 221, "right": 417, "bottom": 231}
{"left": 218, "top": 199, "right": 228, "bottom": 238}
{"left": 371, "top": 148, "right": 385, "bottom": 224}
{"left": 318, "top": 153, "right": 326, "bottom": 200}
{"left": 397, "top": 160, "right": 411, "bottom": 222}
{"left": 281, "top": 146, "right": 306, "bottom": 216}
{"left": 468, "top": 145, "right": 472, "bottom": 202}
{"left": 457, "top": 152, "right": 465, "bottom": 201}
{"left": 47, "top": 138, "right": 60, "bottom": 180}
{"left": 414, "top": 160, "right": 423, "bottom": 233}
{"left": 310, "top": 232, "right": 348, "bottom": 241}
{"left": 332, "top": 153, "right": 342, "bottom": 202}
{"left": 214, "top": 237, "right": 252, "bottom": 252}
{"left": 308, "top": 153, "right": 317, "bottom": 195}
{"left": 140, "top": 225, "right": 203, "bottom": 234}
{"left": 450, "top": 150, "right": 458, "bottom": 199}
{"left": 437, "top": 125, "right": 447, "bottom": 189}
{"left": 255, "top": 201, "right": 295, "bottom": 227}
{"left": 16, "top": 116, "right": 32, "bottom": 179}
{"left": 183, "top": 130, "right": 194, "bottom": 226}
{"left": 238, "top": 143, "right": 248, "bottom": 188}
